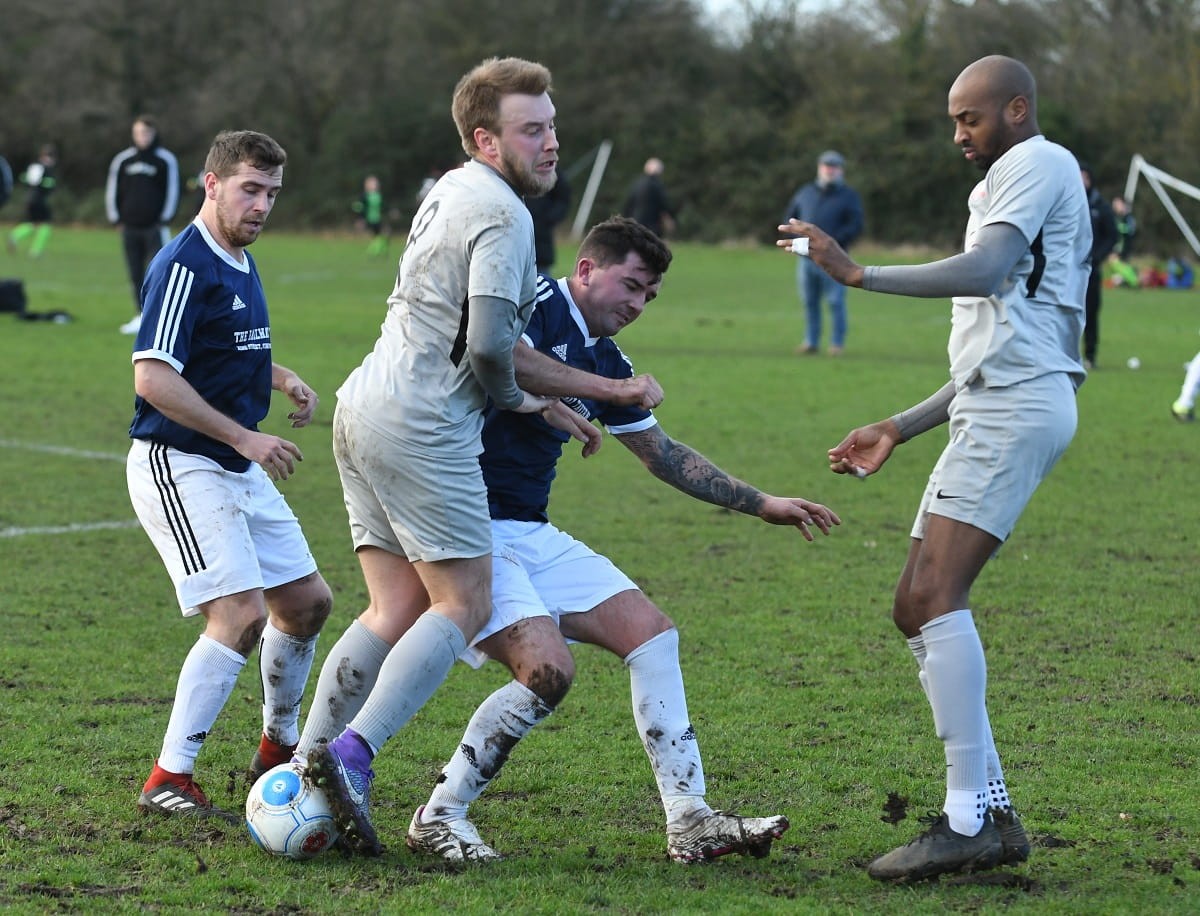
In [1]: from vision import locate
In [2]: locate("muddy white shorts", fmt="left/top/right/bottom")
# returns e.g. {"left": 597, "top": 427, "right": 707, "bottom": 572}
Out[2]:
{"left": 332, "top": 403, "right": 491, "bottom": 562}
{"left": 460, "top": 519, "right": 639, "bottom": 668}
{"left": 127, "top": 439, "right": 317, "bottom": 616}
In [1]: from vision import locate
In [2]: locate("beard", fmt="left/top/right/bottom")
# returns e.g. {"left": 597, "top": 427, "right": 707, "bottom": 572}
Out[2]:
{"left": 215, "top": 200, "right": 262, "bottom": 249}
{"left": 501, "top": 147, "right": 556, "bottom": 198}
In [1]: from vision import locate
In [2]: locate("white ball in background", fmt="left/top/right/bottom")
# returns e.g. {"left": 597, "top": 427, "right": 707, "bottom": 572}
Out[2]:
{"left": 1126, "top": 356, "right": 1141, "bottom": 370}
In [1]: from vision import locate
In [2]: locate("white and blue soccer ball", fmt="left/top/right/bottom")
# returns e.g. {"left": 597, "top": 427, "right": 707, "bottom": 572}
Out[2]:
{"left": 245, "top": 760, "right": 338, "bottom": 859}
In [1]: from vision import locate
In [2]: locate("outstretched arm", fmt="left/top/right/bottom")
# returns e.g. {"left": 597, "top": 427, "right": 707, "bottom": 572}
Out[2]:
{"left": 514, "top": 340, "right": 663, "bottom": 409}
{"left": 617, "top": 425, "right": 840, "bottom": 541}
{"left": 828, "top": 381, "right": 956, "bottom": 478}
{"left": 778, "top": 220, "right": 1027, "bottom": 298}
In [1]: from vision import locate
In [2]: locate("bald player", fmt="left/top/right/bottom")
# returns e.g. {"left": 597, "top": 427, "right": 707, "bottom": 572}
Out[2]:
{"left": 779, "top": 55, "right": 1090, "bottom": 881}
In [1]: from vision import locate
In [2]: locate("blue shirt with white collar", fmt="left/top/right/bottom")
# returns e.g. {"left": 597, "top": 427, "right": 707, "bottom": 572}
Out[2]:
{"left": 128, "top": 217, "right": 273, "bottom": 472}
{"left": 481, "top": 274, "right": 656, "bottom": 522}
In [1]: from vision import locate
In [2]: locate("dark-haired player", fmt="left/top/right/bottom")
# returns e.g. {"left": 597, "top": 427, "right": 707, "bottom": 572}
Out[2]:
{"left": 127, "top": 130, "right": 332, "bottom": 821}
{"left": 302, "top": 217, "right": 839, "bottom": 863}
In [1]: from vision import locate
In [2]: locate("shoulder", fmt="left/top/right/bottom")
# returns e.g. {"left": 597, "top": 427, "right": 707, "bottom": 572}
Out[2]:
{"left": 530, "top": 276, "right": 569, "bottom": 326}
{"left": 595, "top": 337, "right": 635, "bottom": 379}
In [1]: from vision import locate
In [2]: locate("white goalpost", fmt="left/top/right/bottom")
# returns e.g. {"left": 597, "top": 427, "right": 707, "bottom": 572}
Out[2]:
{"left": 569, "top": 139, "right": 614, "bottom": 240}
{"left": 1123, "top": 154, "right": 1200, "bottom": 258}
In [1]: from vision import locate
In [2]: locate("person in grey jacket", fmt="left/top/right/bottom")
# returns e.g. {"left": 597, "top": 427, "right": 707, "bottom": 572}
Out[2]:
{"left": 783, "top": 150, "right": 864, "bottom": 355}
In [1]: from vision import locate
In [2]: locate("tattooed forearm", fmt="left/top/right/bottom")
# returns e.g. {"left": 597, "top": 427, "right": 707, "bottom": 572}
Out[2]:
{"left": 619, "top": 428, "right": 765, "bottom": 516}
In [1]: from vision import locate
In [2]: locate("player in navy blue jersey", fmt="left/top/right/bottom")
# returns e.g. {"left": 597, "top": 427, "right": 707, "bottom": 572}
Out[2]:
{"left": 126, "top": 130, "right": 332, "bottom": 821}
{"left": 299, "top": 216, "right": 841, "bottom": 863}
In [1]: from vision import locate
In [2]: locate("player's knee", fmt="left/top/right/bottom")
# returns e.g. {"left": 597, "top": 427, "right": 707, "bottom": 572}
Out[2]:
{"left": 270, "top": 573, "right": 333, "bottom": 635}
{"left": 893, "top": 579, "right": 949, "bottom": 636}
{"left": 523, "top": 660, "right": 573, "bottom": 707}
{"left": 235, "top": 615, "right": 269, "bottom": 657}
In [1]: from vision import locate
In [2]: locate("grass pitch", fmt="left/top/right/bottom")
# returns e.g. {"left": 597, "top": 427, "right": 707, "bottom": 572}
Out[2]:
{"left": 1, "top": 226, "right": 1198, "bottom": 913}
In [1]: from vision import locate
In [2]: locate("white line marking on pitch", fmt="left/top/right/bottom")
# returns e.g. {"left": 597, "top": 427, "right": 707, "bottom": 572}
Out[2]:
{"left": 1, "top": 520, "right": 142, "bottom": 539}
{"left": 0, "top": 439, "right": 127, "bottom": 463}
{"left": 0, "top": 440, "right": 135, "bottom": 538}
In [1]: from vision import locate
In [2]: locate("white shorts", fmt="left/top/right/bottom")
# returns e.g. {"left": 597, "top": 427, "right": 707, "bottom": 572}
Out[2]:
{"left": 127, "top": 439, "right": 317, "bottom": 616}
{"left": 333, "top": 403, "right": 491, "bottom": 562}
{"left": 913, "top": 372, "right": 1077, "bottom": 542}
{"left": 460, "top": 519, "right": 639, "bottom": 668}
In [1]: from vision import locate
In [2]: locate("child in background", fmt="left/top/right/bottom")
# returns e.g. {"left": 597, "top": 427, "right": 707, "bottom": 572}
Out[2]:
{"left": 352, "top": 175, "right": 387, "bottom": 257}
{"left": 7, "top": 145, "right": 58, "bottom": 258}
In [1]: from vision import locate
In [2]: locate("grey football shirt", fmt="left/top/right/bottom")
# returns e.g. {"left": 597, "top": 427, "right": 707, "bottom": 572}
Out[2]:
{"left": 338, "top": 159, "right": 538, "bottom": 454}
{"left": 949, "top": 135, "right": 1090, "bottom": 389}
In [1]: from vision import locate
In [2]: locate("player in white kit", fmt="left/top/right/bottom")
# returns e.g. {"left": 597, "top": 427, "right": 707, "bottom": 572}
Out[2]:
{"left": 305, "top": 58, "right": 661, "bottom": 855}
{"left": 779, "top": 55, "right": 1090, "bottom": 881}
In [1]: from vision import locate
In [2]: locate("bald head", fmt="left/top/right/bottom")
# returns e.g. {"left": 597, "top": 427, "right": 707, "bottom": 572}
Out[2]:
{"left": 948, "top": 55, "right": 1040, "bottom": 170}
{"left": 956, "top": 55, "right": 1037, "bottom": 115}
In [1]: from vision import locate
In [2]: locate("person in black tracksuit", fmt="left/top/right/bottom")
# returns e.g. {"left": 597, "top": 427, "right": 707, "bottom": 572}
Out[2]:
{"left": 106, "top": 115, "right": 180, "bottom": 334}
{"left": 1077, "top": 162, "right": 1118, "bottom": 368}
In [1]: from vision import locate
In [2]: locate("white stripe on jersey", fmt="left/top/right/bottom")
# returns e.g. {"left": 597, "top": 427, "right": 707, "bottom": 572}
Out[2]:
{"left": 535, "top": 275, "right": 556, "bottom": 304}
{"left": 154, "top": 261, "right": 194, "bottom": 355}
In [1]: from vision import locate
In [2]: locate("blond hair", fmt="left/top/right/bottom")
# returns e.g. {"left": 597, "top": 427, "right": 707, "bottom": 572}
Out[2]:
{"left": 451, "top": 57, "right": 553, "bottom": 157}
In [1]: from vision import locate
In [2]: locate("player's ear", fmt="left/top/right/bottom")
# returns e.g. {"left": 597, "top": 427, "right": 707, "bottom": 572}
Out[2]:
{"left": 1006, "top": 94, "right": 1029, "bottom": 126}
{"left": 474, "top": 126, "right": 498, "bottom": 160}
{"left": 577, "top": 257, "right": 595, "bottom": 286}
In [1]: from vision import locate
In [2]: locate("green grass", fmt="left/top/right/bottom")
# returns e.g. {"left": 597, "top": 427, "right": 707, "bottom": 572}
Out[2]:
{"left": 1, "top": 225, "right": 1199, "bottom": 914}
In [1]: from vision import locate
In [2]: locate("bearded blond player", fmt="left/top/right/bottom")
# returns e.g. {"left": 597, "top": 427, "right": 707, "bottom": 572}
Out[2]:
{"left": 305, "top": 57, "right": 661, "bottom": 855}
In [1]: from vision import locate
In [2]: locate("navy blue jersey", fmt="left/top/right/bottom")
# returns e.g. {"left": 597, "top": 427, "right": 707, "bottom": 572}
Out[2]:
{"left": 482, "top": 275, "right": 657, "bottom": 522}
{"left": 128, "top": 218, "right": 273, "bottom": 472}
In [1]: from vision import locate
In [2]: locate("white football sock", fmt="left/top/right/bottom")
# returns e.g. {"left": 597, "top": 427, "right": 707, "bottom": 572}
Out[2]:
{"left": 423, "top": 680, "right": 553, "bottom": 823}
{"left": 915, "top": 629, "right": 1013, "bottom": 812}
{"left": 1180, "top": 352, "right": 1200, "bottom": 408}
{"left": 982, "top": 705, "right": 1012, "bottom": 810}
{"left": 258, "top": 622, "right": 318, "bottom": 748}
{"left": 297, "top": 619, "right": 390, "bottom": 756}
{"left": 920, "top": 610, "right": 989, "bottom": 836}
{"left": 348, "top": 611, "right": 466, "bottom": 754}
{"left": 158, "top": 635, "right": 245, "bottom": 774}
{"left": 626, "top": 629, "right": 710, "bottom": 826}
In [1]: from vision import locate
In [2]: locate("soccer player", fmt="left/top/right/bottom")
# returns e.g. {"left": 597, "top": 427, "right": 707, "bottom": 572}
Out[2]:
{"left": 299, "top": 216, "right": 837, "bottom": 863}
{"left": 107, "top": 115, "right": 181, "bottom": 335}
{"left": 779, "top": 54, "right": 1090, "bottom": 881}
{"left": 1171, "top": 351, "right": 1200, "bottom": 421}
{"left": 127, "top": 130, "right": 332, "bottom": 820}
{"left": 6, "top": 145, "right": 57, "bottom": 258}
{"left": 304, "top": 58, "right": 661, "bottom": 856}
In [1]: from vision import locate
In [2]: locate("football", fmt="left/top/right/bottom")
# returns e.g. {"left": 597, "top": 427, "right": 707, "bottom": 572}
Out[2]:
{"left": 245, "top": 760, "right": 339, "bottom": 859}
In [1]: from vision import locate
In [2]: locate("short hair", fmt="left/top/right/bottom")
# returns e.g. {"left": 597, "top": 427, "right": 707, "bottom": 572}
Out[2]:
{"left": 452, "top": 57, "right": 553, "bottom": 157}
{"left": 134, "top": 114, "right": 158, "bottom": 131}
{"left": 203, "top": 130, "right": 287, "bottom": 179}
{"left": 578, "top": 216, "right": 673, "bottom": 277}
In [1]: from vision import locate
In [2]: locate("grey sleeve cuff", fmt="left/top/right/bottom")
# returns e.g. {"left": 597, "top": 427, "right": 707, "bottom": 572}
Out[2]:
{"left": 889, "top": 380, "right": 956, "bottom": 442}
{"left": 467, "top": 295, "right": 525, "bottom": 411}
